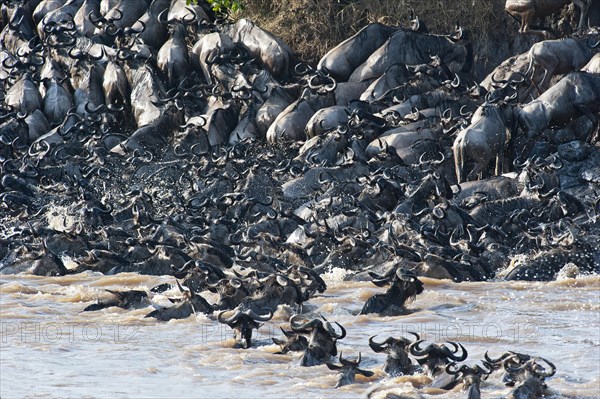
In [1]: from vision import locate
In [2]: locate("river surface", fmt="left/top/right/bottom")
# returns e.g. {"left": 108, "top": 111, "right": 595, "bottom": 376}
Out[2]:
{"left": 1, "top": 270, "right": 599, "bottom": 399}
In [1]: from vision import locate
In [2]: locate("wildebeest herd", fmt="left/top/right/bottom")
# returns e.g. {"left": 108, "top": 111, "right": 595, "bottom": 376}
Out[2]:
{"left": 1, "top": 0, "right": 600, "bottom": 397}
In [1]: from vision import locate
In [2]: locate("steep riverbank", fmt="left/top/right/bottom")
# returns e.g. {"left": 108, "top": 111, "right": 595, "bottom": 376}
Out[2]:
{"left": 241, "top": 0, "right": 600, "bottom": 78}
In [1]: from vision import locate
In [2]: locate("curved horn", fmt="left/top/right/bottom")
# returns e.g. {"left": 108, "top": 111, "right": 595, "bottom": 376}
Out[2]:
{"left": 407, "top": 331, "right": 421, "bottom": 342}
{"left": 587, "top": 37, "right": 600, "bottom": 49}
{"left": 533, "top": 357, "right": 556, "bottom": 378}
{"left": 331, "top": 322, "right": 346, "bottom": 339}
{"left": 290, "top": 315, "right": 321, "bottom": 331}
{"left": 445, "top": 341, "right": 468, "bottom": 361}
{"left": 245, "top": 308, "right": 274, "bottom": 322}
{"left": 324, "top": 76, "right": 337, "bottom": 92}
{"left": 504, "top": 355, "right": 527, "bottom": 372}
{"left": 182, "top": 7, "right": 198, "bottom": 25}
{"left": 88, "top": 47, "right": 105, "bottom": 61}
{"left": 445, "top": 362, "right": 461, "bottom": 375}
{"left": 451, "top": 74, "right": 461, "bottom": 88}
{"left": 409, "top": 340, "right": 432, "bottom": 357}
{"left": 67, "top": 46, "right": 85, "bottom": 60}
{"left": 369, "top": 336, "right": 396, "bottom": 353}
{"left": 491, "top": 71, "right": 508, "bottom": 85}
{"left": 217, "top": 309, "right": 242, "bottom": 324}
{"left": 157, "top": 8, "right": 169, "bottom": 24}
{"left": 87, "top": 10, "right": 105, "bottom": 27}
{"left": 547, "top": 154, "right": 563, "bottom": 169}
{"left": 126, "top": 20, "right": 146, "bottom": 35}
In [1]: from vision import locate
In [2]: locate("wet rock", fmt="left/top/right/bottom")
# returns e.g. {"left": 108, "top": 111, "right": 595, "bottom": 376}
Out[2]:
{"left": 558, "top": 141, "right": 591, "bottom": 162}
{"left": 581, "top": 167, "right": 600, "bottom": 183}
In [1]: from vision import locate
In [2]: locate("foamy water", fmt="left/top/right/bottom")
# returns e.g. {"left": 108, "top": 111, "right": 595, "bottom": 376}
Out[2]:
{"left": 1, "top": 271, "right": 599, "bottom": 398}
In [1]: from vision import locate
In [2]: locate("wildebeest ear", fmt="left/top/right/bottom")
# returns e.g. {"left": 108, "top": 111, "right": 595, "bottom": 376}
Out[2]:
{"left": 272, "top": 338, "right": 286, "bottom": 345}
{"left": 326, "top": 363, "right": 342, "bottom": 371}
{"left": 371, "top": 278, "right": 390, "bottom": 287}
{"left": 357, "top": 369, "right": 374, "bottom": 377}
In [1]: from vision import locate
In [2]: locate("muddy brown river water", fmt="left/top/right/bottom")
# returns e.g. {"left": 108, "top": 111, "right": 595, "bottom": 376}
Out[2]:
{"left": 1, "top": 270, "right": 599, "bottom": 399}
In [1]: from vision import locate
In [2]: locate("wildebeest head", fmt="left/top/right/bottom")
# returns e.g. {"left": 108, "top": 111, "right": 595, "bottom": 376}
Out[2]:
{"left": 408, "top": 340, "right": 468, "bottom": 376}
{"left": 484, "top": 351, "right": 531, "bottom": 386}
{"left": 326, "top": 352, "right": 374, "bottom": 388}
{"left": 446, "top": 362, "right": 493, "bottom": 399}
{"left": 272, "top": 327, "right": 309, "bottom": 354}
{"left": 503, "top": 355, "right": 556, "bottom": 399}
{"left": 286, "top": 265, "right": 327, "bottom": 301}
{"left": 209, "top": 278, "right": 251, "bottom": 310}
{"left": 360, "top": 267, "right": 424, "bottom": 315}
{"left": 368, "top": 332, "right": 420, "bottom": 376}
{"left": 217, "top": 307, "right": 274, "bottom": 349}
{"left": 259, "top": 273, "right": 305, "bottom": 307}
{"left": 290, "top": 314, "right": 346, "bottom": 366}
{"left": 516, "top": 155, "right": 562, "bottom": 197}
{"left": 170, "top": 260, "right": 225, "bottom": 293}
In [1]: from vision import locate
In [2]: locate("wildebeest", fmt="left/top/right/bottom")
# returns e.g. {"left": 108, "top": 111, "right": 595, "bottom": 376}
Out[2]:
{"left": 445, "top": 363, "right": 493, "bottom": 399}
{"left": 157, "top": 19, "right": 191, "bottom": 89}
{"left": 368, "top": 332, "right": 420, "bottom": 376}
{"left": 289, "top": 314, "right": 346, "bottom": 366}
{"left": 453, "top": 175, "right": 520, "bottom": 204}
{"left": 348, "top": 26, "right": 471, "bottom": 82}
{"left": 84, "top": 288, "right": 149, "bottom": 311}
{"left": 360, "top": 267, "right": 424, "bottom": 315}
{"left": 408, "top": 339, "right": 468, "bottom": 377}
{"left": 217, "top": 306, "right": 274, "bottom": 349}
{"left": 225, "top": 18, "right": 293, "bottom": 81}
{"left": 145, "top": 280, "right": 214, "bottom": 321}
{"left": 453, "top": 100, "right": 517, "bottom": 183}
{"left": 111, "top": 98, "right": 184, "bottom": 156}
{"left": 272, "top": 327, "right": 308, "bottom": 354}
{"left": 484, "top": 351, "right": 533, "bottom": 386}
{"left": 266, "top": 89, "right": 334, "bottom": 143}
{"left": 5, "top": 72, "right": 44, "bottom": 114}
{"left": 317, "top": 23, "right": 399, "bottom": 82}
{"left": 517, "top": 72, "right": 600, "bottom": 147}
{"left": 326, "top": 352, "right": 374, "bottom": 388}
{"left": 525, "top": 36, "right": 599, "bottom": 94}
{"left": 505, "top": 0, "right": 591, "bottom": 36}
{"left": 236, "top": 272, "right": 304, "bottom": 313}
{"left": 503, "top": 356, "right": 556, "bottom": 399}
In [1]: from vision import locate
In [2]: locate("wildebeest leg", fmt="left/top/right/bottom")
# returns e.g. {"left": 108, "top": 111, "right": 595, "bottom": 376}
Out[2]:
{"left": 538, "top": 65, "right": 556, "bottom": 94}
{"left": 495, "top": 154, "right": 502, "bottom": 177}
{"left": 575, "top": 104, "right": 598, "bottom": 143}
{"left": 572, "top": 0, "right": 591, "bottom": 32}
{"left": 506, "top": 7, "right": 555, "bottom": 36}
{"left": 495, "top": 129, "right": 507, "bottom": 176}
{"left": 504, "top": 10, "right": 528, "bottom": 33}
{"left": 523, "top": 23, "right": 556, "bottom": 38}
{"left": 468, "top": 159, "right": 488, "bottom": 182}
